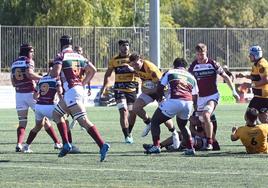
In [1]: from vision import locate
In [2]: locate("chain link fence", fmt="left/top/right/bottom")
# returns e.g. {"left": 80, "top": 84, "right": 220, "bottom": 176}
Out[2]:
{"left": 1, "top": 26, "right": 267, "bottom": 72}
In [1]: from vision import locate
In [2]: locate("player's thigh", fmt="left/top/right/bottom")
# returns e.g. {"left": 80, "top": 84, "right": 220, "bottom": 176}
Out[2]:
{"left": 197, "top": 93, "right": 219, "bottom": 112}
{"left": 133, "top": 97, "right": 147, "bottom": 111}
{"left": 158, "top": 99, "right": 180, "bottom": 118}
{"left": 16, "top": 92, "right": 33, "bottom": 112}
{"left": 35, "top": 104, "right": 55, "bottom": 120}
{"left": 176, "top": 100, "right": 193, "bottom": 120}
{"left": 64, "top": 86, "right": 85, "bottom": 108}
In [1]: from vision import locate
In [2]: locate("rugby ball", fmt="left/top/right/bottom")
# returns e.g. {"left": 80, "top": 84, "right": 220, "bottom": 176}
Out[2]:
{"left": 142, "top": 80, "right": 156, "bottom": 89}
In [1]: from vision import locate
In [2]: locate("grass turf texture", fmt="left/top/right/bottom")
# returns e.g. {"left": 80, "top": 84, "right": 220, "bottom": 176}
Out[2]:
{"left": 0, "top": 104, "right": 268, "bottom": 188}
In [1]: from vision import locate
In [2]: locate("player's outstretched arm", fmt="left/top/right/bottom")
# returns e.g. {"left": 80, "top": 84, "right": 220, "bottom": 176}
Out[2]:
{"left": 221, "top": 72, "right": 240, "bottom": 101}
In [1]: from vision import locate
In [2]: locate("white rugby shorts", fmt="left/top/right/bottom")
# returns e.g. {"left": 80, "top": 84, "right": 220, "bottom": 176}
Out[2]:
{"left": 16, "top": 92, "right": 36, "bottom": 111}
{"left": 64, "top": 85, "right": 85, "bottom": 107}
{"left": 35, "top": 104, "right": 56, "bottom": 121}
{"left": 159, "top": 98, "right": 193, "bottom": 120}
{"left": 197, "top": 92, "right": 219, "bottom": 112}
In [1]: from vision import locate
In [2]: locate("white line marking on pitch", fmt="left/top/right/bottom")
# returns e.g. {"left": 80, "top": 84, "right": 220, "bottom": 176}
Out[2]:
{"left": 1, "top": 164, "right": 267, "bottom": 176}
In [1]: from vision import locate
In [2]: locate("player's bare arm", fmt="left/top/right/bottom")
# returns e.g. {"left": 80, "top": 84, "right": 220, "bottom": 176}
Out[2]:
{"left": 50, "top": 64, "right": 61, "bottom": 78}
{"left": 221, "top": 72, "right": 240, "bottom": 101}
{"left": 56, "top": 82, "right": 63, "bottom": 99}
{"left": 100, "top": 68, "right": 113, "bottom": 97}
{"left": 156, "top": 83, "right": 165, "bottom": 102}
{"left": 26, "top": 68, "right": 42, "bottom": 81}
{"left": 230, "top": 127, "right": 239, "bottom": 141}
{"left": 10, "top": 72, "right": 15, "bottom": 87}
{"left": 236, "top": 73, "right": 251, "bottom": 79}
{"left": 252, "top": 74, "right": 268, "bottom": 87}
{"left": 82, "top": 62, "right": 96, "bottom": 86}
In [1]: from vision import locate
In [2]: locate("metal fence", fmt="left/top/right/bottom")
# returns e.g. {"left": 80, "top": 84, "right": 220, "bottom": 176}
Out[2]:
{"left": 1, "top": 26, "right": 268, "bottom": 72}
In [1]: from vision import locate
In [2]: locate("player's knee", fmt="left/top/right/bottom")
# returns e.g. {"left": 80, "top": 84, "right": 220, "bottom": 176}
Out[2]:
{"left": 53, "top": 106, "right": 66, "bottom": 122}
{"left": 74, "top": 112, "right": 88, "bottom": 125}
{"left": 54, "top": 105, "right": 66, "bottom": 117}
{"left": 18, "top": 116, "right": 27, "bottom": 127}
{"left": 202, "top": 110, "right": 211, "bottom": 120}
{"left": 204, "top": 105, "right": 214, "bottom": 114}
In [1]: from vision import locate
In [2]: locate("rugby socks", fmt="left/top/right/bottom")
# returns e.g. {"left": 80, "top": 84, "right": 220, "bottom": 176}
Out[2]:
{"left": 128, "top": 124, "right": 134, "bottom": 134}
{"left": 26, "top": 130, "right": 37, "bottom": 145}
{"left": 144, "top": 118, "right": 151, "bottom": 125}
{"left": 207, "top": 137, "right": 213, "bottom": 145}
{"left": 153, "top": 135, "right": 160, "bottom": 147}
{"left": 65, "top": 119, "right": 73, "bottom": 143}
{"left": 122, "top": 128, "right": 130, "bottom": 138}
{"left": 168, "top": 128, "right": 175, "bottom": 133}
{"left": 211, "top": 114, "right": 217, "bottom": 134}
{"left": 17, "top": 127, "right": 26, "bottom": 144}
{"left": 87, "top": 125, "right": 105, "bottom": 148}
{"left": 57, "top": 122, "right": 69, "bottom": 144}
{"left": 67, "top": 129, "right": 73, "bottom": 143}
{"left": 185, "top": 138, "right": 194, "bottom": 150}
{"left": 45, "top": 126, "right": 61, "bottom": 144}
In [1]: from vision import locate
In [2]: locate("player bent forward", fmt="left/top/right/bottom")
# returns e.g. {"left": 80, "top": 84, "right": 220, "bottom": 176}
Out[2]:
{"left": 129, "top": 53, "right": 180, "bottom": 148}
{"left": 144, "top": 58, "right": 198, "bottom": 155}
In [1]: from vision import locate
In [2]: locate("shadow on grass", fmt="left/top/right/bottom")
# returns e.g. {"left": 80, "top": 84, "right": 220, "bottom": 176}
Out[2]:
{"left": 194, "top": 151, "right": 268, "bottom": 158}
{"left": 0, "top": 160, "right": 10, "bottom": 163}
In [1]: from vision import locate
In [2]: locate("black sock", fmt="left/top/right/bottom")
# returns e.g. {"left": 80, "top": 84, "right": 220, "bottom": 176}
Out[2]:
{"left": 144, "top": 117, "right": 151, "bottom": 125}
{"left": 122, "top": 128, "right": 130, "bottom": 138}
{"left": 129, "top": 124, "right": 134, "bottom": 134}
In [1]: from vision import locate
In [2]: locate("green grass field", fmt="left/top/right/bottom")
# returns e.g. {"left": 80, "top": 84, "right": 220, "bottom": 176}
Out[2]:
{"left": 1, "top": 104, "right": 268, "bottom": 188}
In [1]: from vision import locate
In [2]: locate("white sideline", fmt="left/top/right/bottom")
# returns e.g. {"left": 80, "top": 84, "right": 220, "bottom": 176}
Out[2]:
{"left": 1, "top": 164, "right": 267, "bottom": 176}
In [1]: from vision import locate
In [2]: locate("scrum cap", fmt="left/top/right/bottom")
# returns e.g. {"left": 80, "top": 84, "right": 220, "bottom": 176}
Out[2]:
{"left": 249, "top": 45, "right": 262, "bottom": 60}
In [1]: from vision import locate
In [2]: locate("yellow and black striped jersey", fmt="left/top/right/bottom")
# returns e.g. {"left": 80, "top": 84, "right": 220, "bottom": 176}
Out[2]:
{"left": 135, "top": 60, "right": 162, "bottom": 83}
{"left": 109, "top": 54, "right": 139, "bottom": 92}
{"left": 251, "top": 58, "right": 268, "bottom": 98}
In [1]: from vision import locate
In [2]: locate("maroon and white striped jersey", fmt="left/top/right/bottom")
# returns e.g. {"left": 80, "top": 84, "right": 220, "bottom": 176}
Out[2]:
{"left": 53, "top": 47, "right": 88, "bottom": 91}
{"left": 36, "top": 75, "right": 61, "bottom": 105}
{"left": 11, "top": 56, "right": 35, "bottom": 93}
{"left": 188, "top": 59, "right": 224, "bottom": 97}
{"left": 160, "top": 68, "right": 198, "bottom": 101}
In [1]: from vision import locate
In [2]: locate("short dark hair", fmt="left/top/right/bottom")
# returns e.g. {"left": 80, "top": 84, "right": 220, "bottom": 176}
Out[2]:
{"left": 129, "top": 52, "right": 141, "bottom": 62}
{"left": 74, "top": 46, "right": 82, "bottom": 50}
{"left": 60, "top": 35, "right": 72, "bottom": 49}
{"left": 173, "top": 57, "right": 188, "bottom": 68}
{"left": 118, "top": 39, "right": 129, "bottom": 46}
{"left": 195, "top": 43, "right": 207, "bottom": 52}
{"left": 245, "top": 108, "right": 258, "bottom": 123}
{"left": 19, "top": 43, "right": 33, "bottom": 57}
